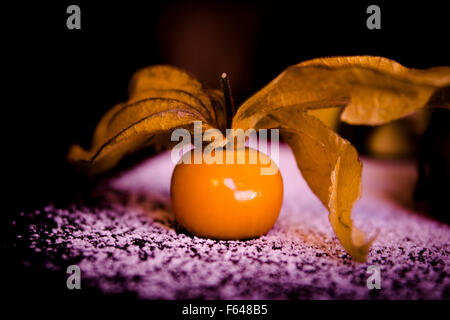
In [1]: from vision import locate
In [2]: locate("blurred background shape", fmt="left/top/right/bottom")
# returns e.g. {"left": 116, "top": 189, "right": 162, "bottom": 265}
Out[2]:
{"left": 4, "top": 0, "right": 450, "bottom": 222}
{"left": 156, "top": 1, "right": 262, "bottom": 102}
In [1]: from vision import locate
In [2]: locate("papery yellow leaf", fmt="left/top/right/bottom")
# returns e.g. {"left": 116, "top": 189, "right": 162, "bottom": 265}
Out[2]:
{"left": 68, "top": 56, "right": 450, "bottom": 262}
{"left": 308, "top": 107, "right": 343, "bottom": 130}
{"left": 129, "top": 88, "right": 213, "bottom": 122}
{"left": 68, "top": 109, "right": 213, "bottom": 175}
{"left": 230, "top": 56, "right": 450, "bottom": 261}
{"left": 233, "top": 56, "right": 450, "bottom": 129}
{"left": 68, "top": 65, "right": 220, "bottom": 175}
{"left": 128, "top": 65, "right": 217, "bottom": 124}
{"left": 252, "top": 108, "right": 375, "bottom": 262}
{"left": 101, "top": 99, "right": 208, "bottom": 144}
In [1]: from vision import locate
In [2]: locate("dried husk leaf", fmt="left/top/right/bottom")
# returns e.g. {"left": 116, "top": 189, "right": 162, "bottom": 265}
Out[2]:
{"left": 68, "top": 65, "right": 220, "bottom": 175}
{"left": 68, "top": 109, "right": 214, "bottom": 176}
{"left": 128, "top": 65, "right": 217, "bottom": 123}
{"left": 231, "top": 56, "right": 450, "bottom": 261}
{"left": 233, "top": 56, "right": 450, "bottom": 129}
{"left": 252, "top": 108, "right": 375, "bottom": 262}
{"left": 68, "top": 57, "right": 450, "bottom": 261}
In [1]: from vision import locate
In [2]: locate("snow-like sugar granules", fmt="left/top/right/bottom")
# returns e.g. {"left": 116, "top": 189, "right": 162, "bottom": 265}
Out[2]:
{"left": 15, "top": 145, "right": 450, "bottom": 299}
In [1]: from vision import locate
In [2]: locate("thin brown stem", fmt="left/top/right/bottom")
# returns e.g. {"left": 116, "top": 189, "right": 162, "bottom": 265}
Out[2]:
{"left": 221, "top": 72, "right": 235, "bottom": 129}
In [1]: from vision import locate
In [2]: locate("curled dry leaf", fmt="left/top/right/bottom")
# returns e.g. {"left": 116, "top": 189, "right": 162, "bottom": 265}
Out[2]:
{"left": 231, "top": 56, "right": 449, "bottom": 261}
{"left": 68, "top": 56, "right": 450, "bottom": 261}
{"left": 254, "top": 109, "right": 375, "bottom": 261}
{"left": 68, "top": 66, "right": 224, "bottom": 175}
{"left": 232, "top": 56, "right": 450, "bottom": 129}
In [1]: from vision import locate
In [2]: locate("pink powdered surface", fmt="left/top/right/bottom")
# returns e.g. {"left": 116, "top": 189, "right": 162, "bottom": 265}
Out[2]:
{"left": 23, "top": 145, "right": 449, "bottom": 299}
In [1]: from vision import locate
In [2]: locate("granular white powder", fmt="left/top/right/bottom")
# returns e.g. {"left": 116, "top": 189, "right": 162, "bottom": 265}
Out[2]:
{"left": 17, "top": 145, "right": 450, "bottom": 299}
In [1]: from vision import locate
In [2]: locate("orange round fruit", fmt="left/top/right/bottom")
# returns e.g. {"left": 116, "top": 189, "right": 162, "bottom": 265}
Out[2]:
{"left": 170, "top": 147, "right": 283, "bottom": 240}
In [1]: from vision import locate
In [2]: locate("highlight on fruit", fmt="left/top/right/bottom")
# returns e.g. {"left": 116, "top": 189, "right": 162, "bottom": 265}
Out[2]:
{"left": 170, "top": 146, "right": 283, "bottom": 240}
{"left": 67, "top": 56, "right": 450, "bottom": 262}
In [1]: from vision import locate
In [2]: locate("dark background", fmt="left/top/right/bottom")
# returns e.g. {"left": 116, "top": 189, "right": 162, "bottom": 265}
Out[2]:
{"left": 4, "top": 0, "right": 450, "bottom": 215}
{"left": 2, "top": 0, "right": 449, "bottom": 302}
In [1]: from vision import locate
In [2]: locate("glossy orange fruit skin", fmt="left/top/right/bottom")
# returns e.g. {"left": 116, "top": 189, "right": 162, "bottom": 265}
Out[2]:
{"left": 170, "top": 147, "right": 283, "bottom": 240}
